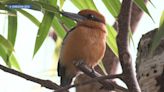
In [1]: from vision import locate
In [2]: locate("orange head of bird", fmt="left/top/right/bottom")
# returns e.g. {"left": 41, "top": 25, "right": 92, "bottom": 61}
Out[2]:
{"left": 61, "top": 9, "right": 106, "bottom": 31}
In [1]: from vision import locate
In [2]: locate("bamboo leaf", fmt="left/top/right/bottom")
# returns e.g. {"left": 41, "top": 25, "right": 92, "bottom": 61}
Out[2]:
{"left": 17, "top": 9, "right": 40, "bottom": 27}
{"left": 71, "top": 0, "right": 97, "bottom": 10}
{"left": 0, "top": 35, "right": 14, "bottom": 53}
{"left": 106, "top": 25, "right": 118, "bottom": 57}
{"left": 0, "top": 45, "right": 10, "bottom": 67}
{"left": 60, "top": 0, "right": 65, "bottom": 9}
{"left": 84, "top": 0, "right": 97, "bottom": 10}
{"left": 0, "top": 35, "right": 14, "bottom": 67}
{"left": 33, "top": 12, "right": 54, "bottom": 56}
{"left": 9, "top": 53, "right": 21, "bottom": 70}
{"left": 102, "top": 0, "right": 121, "bottom": 18}
{"left": 48, "top": 0, "right": 57, "bottom": 6}
{"left": 8, "top": 9, "right": 17, "bottom": 46}
{"left": 52, "top": 17, "right": 66, "bottom": 39}
{"left": 71, "top": 0, "right": 85, "bottom": 9}
{"left": 60, "top": 16, "right": 76, "bottom": 29}
{"left": 134, "top": 0, "right": 154, "bottom": 22}
{"left": 150, "top": 11, "right": 164, "bottom": 53}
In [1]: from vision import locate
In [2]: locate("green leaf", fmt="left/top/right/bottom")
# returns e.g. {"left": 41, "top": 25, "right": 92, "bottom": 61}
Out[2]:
{"left": 71, "top": 0, "right": 97, "bottom": 10}
{"left": 8, "top": 9, "right": 17, "bottom": 46}
{"left": 150, "top": 11, "right": 164, "bottom": 53}
{"left": 106, "top": 25, "right": 118, "bottom": 57}
{"left": 98, "top": 61, "right": 108, "bottom": 75}
{"left": 60, "top": 0, "right": 65, "bottom": 9}
{"left": 71, "top": 0, "right": 85, "bottom": 10}
{"left": 60, "top": 16, "right": 76, "bottom": 29}
{"left": 33, "top": 12, "right": 54, "bottom": 56}
{"left": 0, "top": 35, "right": 14, "bottom": 54}
{"left": 160, "top": 11, "right": 164, "bottom": 26}
{"left": 3, "top": 0, "right": 60, "bottom": 14}
{"left": 102, "top": 0, "right": 121, "bottom": 18}
{"left": 9, "top": 53, "right": 21, "bottom": 70}
{"left": 84, "top": 0, "right": 97, "bottom": 10}
{"left": 0, "top": 45, "right": 10, "bottom": 66}
{"left": 49, "top": 0, "right": 57, "bottom": 6}
{"left": 17, "top": 9, "right": 40, "bottom": 27}
{"left": 134, "top": 0, "right": 154, "bottom": 22}
{"left": 52, "top": 17, "right": 66, "bottom": 39}
{"left": 0, "top": 35, "right": 14, "bottom": 67}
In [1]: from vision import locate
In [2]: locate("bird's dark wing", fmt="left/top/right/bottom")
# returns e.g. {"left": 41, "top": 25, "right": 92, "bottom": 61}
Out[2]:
{"left": 57, "top": 27, "right": 76, "bottom": 77}
{"left": 57, "top": 61, "right": 65, "bottom": 76}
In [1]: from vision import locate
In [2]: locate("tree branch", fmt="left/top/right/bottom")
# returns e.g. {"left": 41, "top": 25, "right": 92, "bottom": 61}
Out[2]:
{"left": 0, "top": 64, "right": 60, "bottom": 90}
{"left": 69, "top": 60, "right": 128, "bottom": 92}
{"left": 117, "top": 0, "right": 141, "bottom": 92}
{"left": 55, "top": 73, "right": 123, "bottom": 92}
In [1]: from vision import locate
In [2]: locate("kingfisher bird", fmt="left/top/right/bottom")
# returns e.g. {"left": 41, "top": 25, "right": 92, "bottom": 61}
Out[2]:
{"left": 58, "top": 9, "right": 107, "bottom": 87}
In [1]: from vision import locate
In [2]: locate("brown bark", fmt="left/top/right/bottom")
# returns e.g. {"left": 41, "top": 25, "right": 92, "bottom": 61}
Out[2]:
{"left": 136, "top": 29, "right": 164, "bottom": 92}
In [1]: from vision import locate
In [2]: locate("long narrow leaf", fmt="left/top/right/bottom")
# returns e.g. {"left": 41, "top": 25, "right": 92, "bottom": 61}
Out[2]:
{"left": 17, "top": 9, "right": 40, "bottom": 27}
{"left": 9, "top": 53, "right": 21, "bottom": 70}
{"left": 60, "top": 16, "right": 76, "bottom": 29}
{"left": 134, "top": 0, "right": 154, "bottom": 22}
{"left": 0, "top": 45, "right": 10, "bottom": 67}
{"left": 150, "top": 11, "right": 164, "bottom": 53}
{"left": 102, "top": 0, "right": 121, "bottom": 18}
{"left": 0, "top": 35, "right": 14, "bottom": 67}
{"left": 48, "top": 0, "right": 57, "bottom": 6}
{"left": 71, "top": 0, "right": 85, "bottom": 10}
{"left": 52, "top": 17, "right": 66, "bottom": 39}
{"left": 106, "top": 25, "right": 118, "bottom": 57}
{"left": 71, "top": 0, "right": 97, "bottom": 10}
{"left": 0, "top": 35, "right": 14, "bottom": 53}
{"left": 8, "top": 10, "right": 17, "bottom": 46}
{"left": 33, "top": 12, "right": 54, "bottom": 56}
{"left": 84, "top": 0, "right": 98, "bottom": 10}
{"left": 60, "top": 0, "right": 65, "bottom": 9}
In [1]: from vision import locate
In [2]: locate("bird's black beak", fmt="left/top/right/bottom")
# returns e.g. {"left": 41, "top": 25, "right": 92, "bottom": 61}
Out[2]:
{"left": 60, "top": 11, "right": 86, "bottom": 22}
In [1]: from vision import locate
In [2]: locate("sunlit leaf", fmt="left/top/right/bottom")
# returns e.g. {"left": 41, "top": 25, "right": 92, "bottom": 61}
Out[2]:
{"left": 8, "top": 9, "right": 17, "bottom": 46}
{"left": 134, "top": 0, "right": 154, "bottom": 22}
{"left": 60, "top": 0, "right": 65, "bottom": 9}
{"left": 48, "top": 0, "right": 57, "bottom": 6}
{"left": 0, "top": 45, "right": 10, "bottom": 67}
{"left": 0, "top": 35, "right": 14, "bottom": 54}
{"left": 71, "top": 0, "right": 97, "bottom": 10}
{"left": 33, "top": 12, "right": 54, "bottom": 56}
{"left": 52, "top": 17, "right": 66, "bottom": 39}
{"left": 3, "top": 0, "right": 59, "bottom": 14}
{"left": 160, "top": 11, "right": 164, "bottom": 26}
{"left": 0, "top": 35, "right": 14, "bottom": 67}
{"left": 17, "top": 9, "right": 40, "bottom": 27}
{"left": 151, "top": 11, "right": 164, "bottom": 53}
{"left": 106, "top": 25, "right": 118, "bottom": 57}
{"left": 102, "top": 0, "right": 121, "bottom": 18}
{"left": 9, "top": 53, "right": 21, "bottom": 70}
{"left": 98, "top": 61, "right": 108, "bottom": 75}
{"left": 60, "top": 16, "right": 76, "bottom": 29}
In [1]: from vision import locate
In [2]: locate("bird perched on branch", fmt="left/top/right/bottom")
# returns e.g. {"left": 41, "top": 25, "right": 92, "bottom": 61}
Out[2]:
{"left": 58, "top": 9, "right": 107, "bottom": 87}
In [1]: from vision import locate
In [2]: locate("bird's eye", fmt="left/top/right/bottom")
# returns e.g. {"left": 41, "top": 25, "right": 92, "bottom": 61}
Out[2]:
{"left": 87, "top": 14, "right": 95, "bottom": 19}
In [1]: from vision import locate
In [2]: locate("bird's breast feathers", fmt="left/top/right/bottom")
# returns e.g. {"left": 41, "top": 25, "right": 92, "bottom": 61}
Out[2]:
{"left": 60, "top": 26, "right": 106, "bottom": 67}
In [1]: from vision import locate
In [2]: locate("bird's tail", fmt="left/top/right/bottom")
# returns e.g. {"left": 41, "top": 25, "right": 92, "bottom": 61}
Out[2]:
{"left": 60, "top": 76, "right": 73, "bottom": 87}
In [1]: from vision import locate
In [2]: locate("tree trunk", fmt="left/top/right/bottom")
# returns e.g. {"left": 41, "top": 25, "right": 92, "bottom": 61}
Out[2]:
{"left": 136, "top": 29, "right": 164, "bottom": 92}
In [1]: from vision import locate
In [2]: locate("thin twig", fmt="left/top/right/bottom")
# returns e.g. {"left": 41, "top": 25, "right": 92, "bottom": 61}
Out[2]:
{"left": 0, "top": 64, "right": 60, "bottom": 90}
